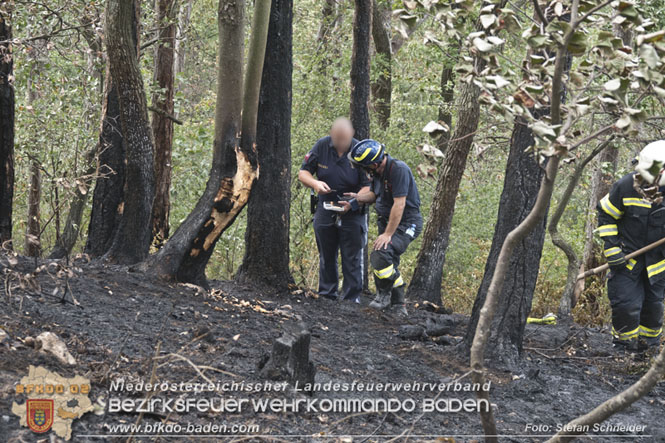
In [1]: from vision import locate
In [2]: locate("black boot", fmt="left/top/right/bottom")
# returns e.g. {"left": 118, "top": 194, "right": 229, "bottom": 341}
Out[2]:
{"left": 388, "top": 285, "right": 407, "bottom": 316}
{"left": 369, "top": 290, "right": 391, "bottom": 310}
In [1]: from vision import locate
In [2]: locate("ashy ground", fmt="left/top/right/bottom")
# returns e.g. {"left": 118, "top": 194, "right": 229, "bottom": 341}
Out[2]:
{"left": 0, "top": 255, "right": 663, "bottom": 442}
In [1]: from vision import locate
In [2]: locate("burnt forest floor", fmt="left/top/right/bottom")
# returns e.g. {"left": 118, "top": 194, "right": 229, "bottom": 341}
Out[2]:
{"left": 0, "top": 254, "right": 663, "bottom": 442}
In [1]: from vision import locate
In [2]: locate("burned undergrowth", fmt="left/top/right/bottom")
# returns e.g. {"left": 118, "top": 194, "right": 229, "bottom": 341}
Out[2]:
{"left": 0, "top": 255, "right": 663, "bottom": 441}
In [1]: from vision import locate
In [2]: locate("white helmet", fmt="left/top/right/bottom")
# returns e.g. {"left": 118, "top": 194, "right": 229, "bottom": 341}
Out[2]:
{"left": 635, "top": 140, "right": 665, "bottom": 186}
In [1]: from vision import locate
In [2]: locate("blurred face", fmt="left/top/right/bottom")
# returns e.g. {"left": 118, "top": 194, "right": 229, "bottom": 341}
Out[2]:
{"left": 330, "top": 118, "right": 354, "bottom": 153}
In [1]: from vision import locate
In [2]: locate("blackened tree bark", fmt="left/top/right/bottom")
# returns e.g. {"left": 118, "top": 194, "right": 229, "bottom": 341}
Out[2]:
{"left": 86, "top": 69, "right": 126, "bottom": 257}
{"left": 151, "top": 0, "right": 177, "bottom": 246}
{"left": 144, "top": 0, "right": 270, "bottom": 287}
{"left": 103, "top": 0, "right": 155, "bottom": 264}
{"left": 0, "top": 3, "right": 14, "bottom": 246}
{"left": 351, "top": 0, "right": 372, "bottom": 290}
{"left": 86, "top": 0, "right": 141, "bottom": 258}
{"left": 236, "top": 0, "right": 293, "bottom": 289}
{"left": 407, "top": 52, "right": 485, "bottom": 303}
{"left": 463, "top": 115, "right": 547, "bottom": 367}
{"left": 465, "top": 8, "right": 572, "bottom": 365}
{"left": 371, "top": 0, "right": 391, "bottom": 129}
{"left": 350, "top": 0, "right": 371, "bottom": 140}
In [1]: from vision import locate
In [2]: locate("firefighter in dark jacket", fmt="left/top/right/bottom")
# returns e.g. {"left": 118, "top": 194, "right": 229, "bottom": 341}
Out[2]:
{"left": 338, "top": 139, "right": 423, "bottom": 316}
{"left": 597, "top": 141, "right": 665, "bottom": 351}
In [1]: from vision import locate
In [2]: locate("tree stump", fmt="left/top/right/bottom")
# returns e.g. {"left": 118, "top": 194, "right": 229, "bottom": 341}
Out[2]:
{"left": 259, "top": 324, "right": 316, "bottom": 390}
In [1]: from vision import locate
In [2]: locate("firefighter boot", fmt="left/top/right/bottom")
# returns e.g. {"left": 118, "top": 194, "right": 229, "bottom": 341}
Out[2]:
{"left": 370, "top": 267, "right": 394, "bottom": 310}
{"left": 388, "top": 285, "right": 408, "bottom": 317}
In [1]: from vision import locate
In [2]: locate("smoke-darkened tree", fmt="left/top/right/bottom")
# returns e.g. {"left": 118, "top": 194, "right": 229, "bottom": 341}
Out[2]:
{"left": 237, "top": 0, "right": 294, "bottom": 289}
{"left": 102, "top": 0, "right": 155, "bottom": 264}
{"left": 143, "top": 0, "right": 271, "bottom": 287}
{"left": 0, "top": 1, "right": 14, "bottom": 245}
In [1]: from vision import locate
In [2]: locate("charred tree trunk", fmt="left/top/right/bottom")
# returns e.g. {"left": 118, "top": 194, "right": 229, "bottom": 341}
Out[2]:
{"left": 144, "top": 0, "right": 270, "bottom": 287}
{"left": 236, "top": 0, "right": 293, "bottom": 289}
{"left": 25, "top": 160, "right": 41, "bottom": 257}
{"left": 0, "top": 3, "right": 14, "bottom": 246}
{"left": 86, "top": 0, "right": 141, "bottom": 258}
{"left": 463, "top": 115, "right": 548, "bottom": 367}
{"left": 86, "top": 69, "right": 126, "bottom": 257}
{"left": 151, "top": 0, "right": 177, "bottom": 246}
{"left": 350, "top": 0, "right": 371, "bottom": 140}
{"left": 465, "top": 6, "right": 571, "bottom": 365}
{"left": 103, "top": 0, "right": 155, "bottom": 264}
{"left": 407, "top": 55, "right": 485, "bottom": 303}
{"left": 371, "top": 0, "right": 391, "bottom": 129}
{"left": 350, "top": 0, "right": 372, "bottom": 290}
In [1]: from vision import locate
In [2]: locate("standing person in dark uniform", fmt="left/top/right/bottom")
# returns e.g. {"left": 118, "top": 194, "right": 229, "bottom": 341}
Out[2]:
{"left": 597, "top": 141, "right": 665, "bottom": 353}
{"left": 339, "top": 139, "right": 423, "bottom": 316}
{"left": 298, "top": 118, "right": 370, "bottom": 303}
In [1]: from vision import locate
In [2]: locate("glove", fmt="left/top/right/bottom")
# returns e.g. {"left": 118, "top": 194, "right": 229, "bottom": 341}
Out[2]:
{"left": 607, "top": 250, "right": 627, "bottom": 271}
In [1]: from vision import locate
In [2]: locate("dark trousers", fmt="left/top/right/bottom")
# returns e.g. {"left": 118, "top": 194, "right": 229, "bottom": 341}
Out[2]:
{"left": 370, "top": 218, "right": 420, "bottom": 294}
{"left": 313, "top": 211, "right": 366, "bottom": 301}
{"left": 607, "top": 268, "right": 664, "bottom": 346}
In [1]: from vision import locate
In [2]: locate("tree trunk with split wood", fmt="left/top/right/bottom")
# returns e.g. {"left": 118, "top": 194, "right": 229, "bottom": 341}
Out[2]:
{"left": 143, "top": 0, "right": 270, "bottom": 287}
{"left": 237, "top": 0, "right": 293, "bottom": 289}
{"left": 0, "top": 3, "right": 14, "bottom": 246}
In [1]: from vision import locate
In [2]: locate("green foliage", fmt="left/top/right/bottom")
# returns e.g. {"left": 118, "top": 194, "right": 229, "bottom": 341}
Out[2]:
{"left": 8, "top": 0, "right": 665, "bottom": 331}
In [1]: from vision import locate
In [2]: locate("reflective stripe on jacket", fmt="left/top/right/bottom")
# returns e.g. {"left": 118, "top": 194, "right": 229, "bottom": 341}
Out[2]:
{"left": 597, "top": 172, "right": 665, "bottom": 283}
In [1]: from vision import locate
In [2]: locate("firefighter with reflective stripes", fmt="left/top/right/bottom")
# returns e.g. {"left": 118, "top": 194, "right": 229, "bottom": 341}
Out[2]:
{"left": 339, "top": 139, "right": 423, "bottom": 316}
{"left": 596, "top": 141, "right": 665, "bottom": 352}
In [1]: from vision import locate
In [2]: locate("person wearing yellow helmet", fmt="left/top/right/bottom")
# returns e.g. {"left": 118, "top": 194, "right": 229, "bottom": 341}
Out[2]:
{"left": 340, "top": 139, "right": 423, "bottom": 316}
{"left": 597, "top": 140, "right": 665, "bottom": 352}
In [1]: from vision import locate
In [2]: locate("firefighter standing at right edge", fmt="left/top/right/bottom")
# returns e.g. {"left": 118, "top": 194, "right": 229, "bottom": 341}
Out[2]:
{"left": 597, "top": 141, "right": 665, "bottom": 353}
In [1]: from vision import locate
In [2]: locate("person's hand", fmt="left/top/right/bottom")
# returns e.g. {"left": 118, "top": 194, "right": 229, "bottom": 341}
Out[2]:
{"left": 344, "top": 192, "right": 358, "bottom": 199}
{"left": 373, "top": 233, "right": 392, "bottom": 250}
{"left": 337, "top": 201, "right": 351, "bottom": 213}
{"left": 608, "top": 254, "right": 627, "bottom": 272}
{"left": 315, "top": 181, "right": 332, "bottom": 195}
